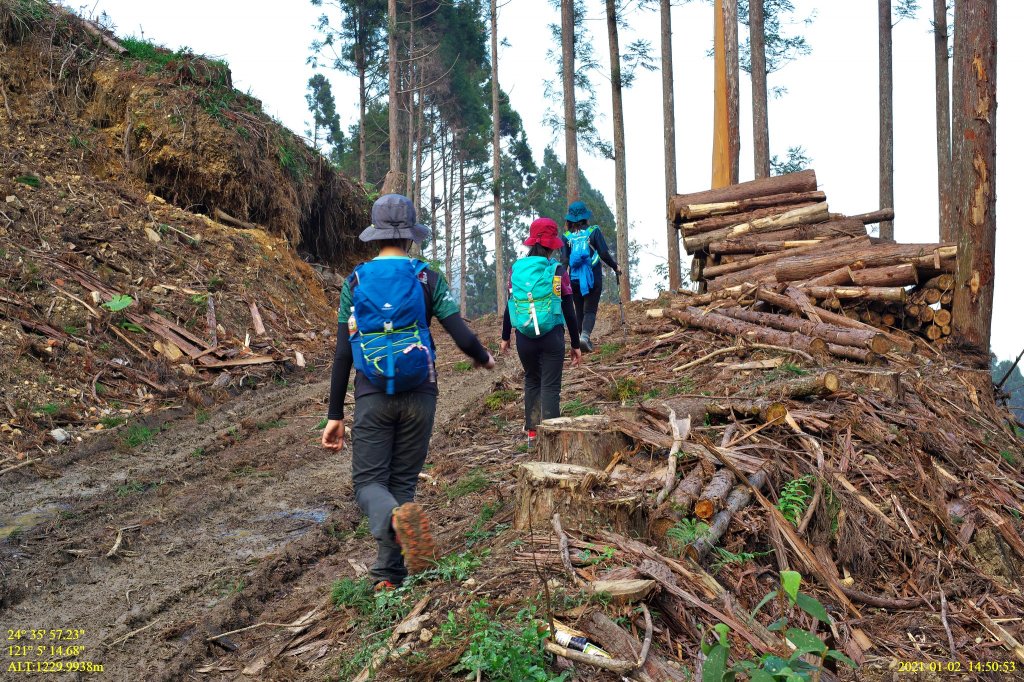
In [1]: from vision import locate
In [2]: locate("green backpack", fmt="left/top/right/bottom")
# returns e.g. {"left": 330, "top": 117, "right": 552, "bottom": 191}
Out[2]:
{"left": 508, "top": 256, "right": 565, "bottom": 338}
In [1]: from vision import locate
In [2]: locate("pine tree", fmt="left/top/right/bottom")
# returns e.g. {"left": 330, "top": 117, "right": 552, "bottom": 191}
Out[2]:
{"left": 464, "top": 224, "right": 497, "bottom": 317}
{"left": 305, "top": 74, "right": 345, "bottom": 163}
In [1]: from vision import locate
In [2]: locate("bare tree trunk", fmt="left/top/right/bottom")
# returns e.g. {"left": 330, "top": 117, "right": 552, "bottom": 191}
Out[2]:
{"left": 605, "top": 0, "right": 630, "bottom": 301}
{"left": 382, "top": 0, "right": 404, "bottom": 195}
{"left": 724, "top": 0, "right": 740, "bottom": 184}
{"left": 878, "top": 0, "right": 894, "bottom": 240}
{"left": 459, "top": 157, "right": 468, "bottom": 316}
{"left": 750, "top": 0, "right": 769, "bottom": 179}
{"left": 561, "top": 0, "right": 580, "bottom": 204}
{"left": 442, "top": 127, "right": 453, "bottom": 283}
{"left": 405, "top": 1, "right": 416, "bottom": 198}
{"left": 950, "top": 0, "right": 996, "bottom": 356}
{"left": 491, "top": 0, "right": 507, "bottom": 310}
{"left": 414, "top": 66, "right": 424, "bottom": 218}
{"left": 660, "top": 0, "right": 681, "bottom": 291}
{"left": 934, "top": 0, "right": 953, "bottom": 242}
{"left": 358, "top": 65, "right": 367, "bottom": 187}
{"left": 430, "top": 110, "right": 438, "bottom": 261}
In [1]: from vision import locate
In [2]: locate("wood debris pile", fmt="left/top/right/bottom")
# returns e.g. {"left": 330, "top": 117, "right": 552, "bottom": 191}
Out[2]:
{"left": 675, "top": 169, "right": 958, "bottom": 349}
{"left": 506, "top": 297, "right": 1024, "bottom": 676}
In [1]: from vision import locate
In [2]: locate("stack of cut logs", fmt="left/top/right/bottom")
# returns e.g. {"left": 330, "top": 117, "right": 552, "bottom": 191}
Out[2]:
{"left": 672, "top": 169, "right": 957, "bottom": 346}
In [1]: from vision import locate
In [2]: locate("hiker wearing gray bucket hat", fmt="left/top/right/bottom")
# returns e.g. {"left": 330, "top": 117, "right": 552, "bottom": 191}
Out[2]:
{"left": 324, "top": 193, "right": 494, "bottom": 587}
{"left": 359, "top": 193, "right": 431, "bottom": 243}
{"left": 559, "top": 201, "right": 619, "bottom": 352}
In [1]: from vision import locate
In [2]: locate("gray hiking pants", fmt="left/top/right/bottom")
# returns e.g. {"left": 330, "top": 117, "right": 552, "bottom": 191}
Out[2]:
{"left": 351, "top": 391, "right": 437, "bottom": 584}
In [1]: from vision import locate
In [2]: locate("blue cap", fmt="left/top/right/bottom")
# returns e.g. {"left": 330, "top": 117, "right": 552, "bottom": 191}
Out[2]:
{"left": 565, "top": 201, "right": 592, "bottom": 223}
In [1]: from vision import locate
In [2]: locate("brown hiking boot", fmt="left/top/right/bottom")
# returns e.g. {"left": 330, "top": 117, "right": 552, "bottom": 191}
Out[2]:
{"left": 391, "top": 502, "right": 437, "bottom": 574}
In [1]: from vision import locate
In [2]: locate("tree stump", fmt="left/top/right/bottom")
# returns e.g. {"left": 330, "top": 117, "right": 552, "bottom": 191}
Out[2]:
{"left": 536, "top": 415, "right": 629, "bottom": 470}
{"left": 513, "top": 462, "right": 644, "bottom": 534}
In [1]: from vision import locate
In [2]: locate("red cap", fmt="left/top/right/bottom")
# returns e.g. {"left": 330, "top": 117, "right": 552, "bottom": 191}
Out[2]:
{"left": 523, "top": 217, "right": 563, "bottom": 250}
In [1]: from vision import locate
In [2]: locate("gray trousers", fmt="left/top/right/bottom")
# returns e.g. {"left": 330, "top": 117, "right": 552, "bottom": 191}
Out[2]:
{"left": 351, "top": 391, "right": 437, "bottom": 584}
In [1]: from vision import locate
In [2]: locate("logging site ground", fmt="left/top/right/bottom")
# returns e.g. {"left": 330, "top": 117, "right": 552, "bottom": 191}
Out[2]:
{"left": 2, "top": 3, "right": 1024, "bottom": 682}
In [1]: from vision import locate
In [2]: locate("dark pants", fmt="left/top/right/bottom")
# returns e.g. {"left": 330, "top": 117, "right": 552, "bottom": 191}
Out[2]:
{"left": 515, "top": 327, "right": 565, "bottom": 431}
{"left": 571, "top": 266, "right": 602, "bottom": 337}
{"left": 351, "top": 391, "right": 437, "bottom": 584}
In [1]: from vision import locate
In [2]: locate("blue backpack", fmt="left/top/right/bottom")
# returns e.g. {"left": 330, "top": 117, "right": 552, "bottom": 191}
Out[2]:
{"left": 566, "top": 226, "right": 599, "bottom": 270}
{"left": 348, "top": 258, "right": 435, "bottom": 394}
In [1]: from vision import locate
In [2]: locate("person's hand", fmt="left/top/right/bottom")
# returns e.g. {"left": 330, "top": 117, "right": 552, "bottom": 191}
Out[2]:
{"left": 475, "top": 352, "right": 496, "bottom": 370}
{"left": 570, "top": 347, "right": 583, "bottom": 367}
{"left": 498, "top": 340, "right": 510, "bottom": 355}
{"left": 321, "top": 419, "right": 346, "bottom": 451}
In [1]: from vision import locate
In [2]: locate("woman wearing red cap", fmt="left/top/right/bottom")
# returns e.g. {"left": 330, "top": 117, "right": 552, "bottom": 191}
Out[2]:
{"left": 500, "top": 218, "right": 583, "bottom": 446}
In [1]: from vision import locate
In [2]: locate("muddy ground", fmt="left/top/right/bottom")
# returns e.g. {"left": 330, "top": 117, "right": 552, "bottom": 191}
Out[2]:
{"left": 1, "top": 309, "right": 565, "bottom": 681}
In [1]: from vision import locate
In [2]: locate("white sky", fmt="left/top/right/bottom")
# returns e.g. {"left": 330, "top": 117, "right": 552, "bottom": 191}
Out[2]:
{"left": 84, "top": 0, "right": 1021, "bottom": 360}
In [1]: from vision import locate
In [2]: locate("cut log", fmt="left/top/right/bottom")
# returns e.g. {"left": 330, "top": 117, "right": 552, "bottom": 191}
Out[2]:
{"left": 801, "top": 286, "right": 908, "bottom": 304}
{"left": 922, "top": 288, "right": 942, "bottom": 305}
{"left": 827, "top": 344, "right": 875, "bottom": 363}
{"left": 924, "top": 273, "right": 955, "bottom": 290}
{"left": 775, "top": 242, "right": 957, "bottom": 282}
{"left": 537, "top": 415, "right": 629, "bottom": 470}
{"left": 844, "top": 208, "right": 894, "bottom": 224}
{"left": 880, "top": 313, "right": 897, "bottom": 327}
{"left": 690, "top": 255, "right": 705, "bottom": 282}
{"left": 805, "top": 266, "right": 854, "bottom": 287}
{"left": 706, "top": 218, "right": 867, "bottom": 251}
{"left": 925, "top": 324, "right": 944, "bottom": 341}
{"left": 513, "top": 462, "right": 644, "bottom": 534}
{"left": 646, "top": 398, "right": 788, "bottom": 428}
{"left": 660, "top": 307, "right": 828, "bottom": 356}
{"left": 587, "top": 579, "right": 657, "bottom": 605}
{"left": 682, "top": 202, "right": 820, "bottom": 236}
{"left": 776, "top": 372, "right": 841, "bottom": 399}
{"left": 677, "top": 190, "right": 827, "bottom": 221}
{"left": 689, "top": 470, "right": 769, "bottom": 561}
{"left": 694, "top": 468, "right": 737, "bottom": 520}
{"left": 683, "top": 202, "right": 830, "bottom": 254}
{"left": 702, "top": 236, "right": 861, "bottom": 279}
{"left": 919, "top": 306, "right": 935, "bottom": 323}
{"left": 709, "top": 239, "right": 825, "bottom": 256}
{"left": 716, "top": 307, "right": 891, "bottom": 353}
{"left": 933, "top": 308, "right": 952, "bottom": 327}
{"left": 582, "top": 612, "right": 689, "bottom": 682}
{"left": 940, "top": 291, "right": 953, "bottom": 306}
{"left": 670, "top": 169, "right": 817, "bottom": 216}
{"left": 648, "top": 465, "right": 708, "bottom": 542}
{"left": 849, "top": 263, "right": 918, "bottom": 287}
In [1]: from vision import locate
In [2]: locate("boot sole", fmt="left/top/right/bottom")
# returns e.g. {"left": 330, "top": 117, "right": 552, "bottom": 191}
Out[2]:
{"left": 392, "top": 502, "right": 437, "bottom": 574}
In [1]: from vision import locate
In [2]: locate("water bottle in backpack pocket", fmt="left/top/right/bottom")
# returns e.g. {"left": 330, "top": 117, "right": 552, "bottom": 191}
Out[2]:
{"left": 508, "top": 256, "right": 564, "bottom": 338}
{"left": 349, "top": 258, "right": 435, "bottom": 394}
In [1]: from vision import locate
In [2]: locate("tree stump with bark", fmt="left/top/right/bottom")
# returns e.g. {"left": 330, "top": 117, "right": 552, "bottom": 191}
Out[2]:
{"left": 537, "top": 415, "right": 629, "bottom": 470}
{"left": 513, "top": 462, "right": 644, "bottom": 534}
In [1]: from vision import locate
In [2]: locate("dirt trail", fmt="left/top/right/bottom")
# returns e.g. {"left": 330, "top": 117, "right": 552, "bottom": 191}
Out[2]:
{"left": 0, "top": 323, "right": 519, "bottom": 681}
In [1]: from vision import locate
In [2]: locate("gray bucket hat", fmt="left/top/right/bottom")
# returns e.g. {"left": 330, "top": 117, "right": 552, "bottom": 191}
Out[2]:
{"left": 359, "top": 194, "right": 430, "bottom": 243}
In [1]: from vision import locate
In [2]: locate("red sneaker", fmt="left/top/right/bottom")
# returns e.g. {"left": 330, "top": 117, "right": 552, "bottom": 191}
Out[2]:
{"left": 374, "top": 580, "right": 397, "bottom": 592}
{"left": 527, "top": 430, "right": 537, "bottom": 450}
{"left": 391, "top": 503, "right": 437, "bottom": 574}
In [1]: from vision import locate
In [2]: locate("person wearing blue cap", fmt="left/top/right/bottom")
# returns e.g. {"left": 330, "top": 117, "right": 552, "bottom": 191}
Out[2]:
{"left": 322, "top": 194, "right": 495, "bottom": 589}
{"left": 560, "top": 201, "right": 620, "bottom": 352}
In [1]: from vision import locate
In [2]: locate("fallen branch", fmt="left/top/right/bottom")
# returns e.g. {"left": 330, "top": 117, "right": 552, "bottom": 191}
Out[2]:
{"left": 0, "top": 458, "right": 41, "bottom": 476}
{"left": 543, "top": 641, "right": 635, "bottom": 674}
{"left": 655, "top": 411, "right": 690, "bottom": 505}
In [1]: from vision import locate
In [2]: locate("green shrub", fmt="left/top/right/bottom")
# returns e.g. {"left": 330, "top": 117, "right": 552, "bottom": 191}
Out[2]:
{"left": 561, "top": 398, "right": 598, "bottom": 417}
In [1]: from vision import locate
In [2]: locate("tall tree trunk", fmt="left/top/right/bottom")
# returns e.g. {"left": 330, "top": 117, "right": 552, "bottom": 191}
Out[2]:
{"left": 749, "top": 0, "right": 769, "bottom": 179}
{"left": 429, "top": 112, "right": 438, "bottom": 262}
{"left": 725, "top": 0, "right": 740, "bottom": 184}
{"left": 950, "top": 0, "right": 996, "bottom": 356}
{"left": 606, "top": 0, "right": 630, "bottom": 301}
{"left": 382, "top": 0, "right": 403, "bottom": 194}
{"left": 712, "top": 0, "right": 739, "bottom": 187}
{"left": 491, "top": 0, "right": 507, "bottom": 310}
{"left": 442, "top": 127, "right": 453, "bottom": 283}
{"left": 459, "top": 157, "right": 468, "bottom": 316}
{"left": 414, "top": 66, "right": 424, "bottom": 217}
{"left": 878, "top": 0, "right": 895, "bottom": 240}
{"left": 660, "top": 0, "right": 681, "bottom": 291}
{"left": 358, "top": 64, "right": 367, "bottom": 187}
{"left": 405, "top": 2, "right": 415, "bottom": 198}
{"left": 934, "top": 0, "right": 953, "bottom": 242}
{"left": 561, "top": 0, "right": 580, "bottom": 204}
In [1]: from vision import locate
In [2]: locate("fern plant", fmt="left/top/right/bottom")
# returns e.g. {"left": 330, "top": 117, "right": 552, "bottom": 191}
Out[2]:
{"left": 777, "top": 475, "right": 815, "bottom": 526}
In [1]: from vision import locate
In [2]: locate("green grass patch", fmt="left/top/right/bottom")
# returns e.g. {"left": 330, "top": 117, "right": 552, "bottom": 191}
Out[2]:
{"left": 195, "top": 409, "right": 210, "bottom": 425}
{"left": 613, "top": 377, "right": 642, "bottom": 402}
{"left": 256, "top": 419, "right": 286, "bottom": 431}
{"left": 777, "top": 475, "right": 815, "bottom": 526}
{"left": 1001, "top": 450, "right": 1019, "bottom": 467}
{"left": 99, "top": 415, "right": 125, "bottom": 428}
{"left": 116, "top": 480, "right": 158, "bottom": 497}
{"left": 484, "top": 389, "right": 518, "bottom": 410}
{"left": 190, "top": 447, "right": 205, "bottom": 458}
{"left": 189, "top": 293, "right": 208, "bottom": 306}
{"left": 414, "top": 550, "right": 486, "bottom": 583}
{"left": 780, "top": 362, "right": 809, "bottom": 376}
{"left": 36, "top": 402, "right": 61, "bottom": 416}
{"left": 453, "top": 360, "right": 473, "bottom": 372}
{"left": 314, "top": 417, "right": 328, "bottom": 430}
{"left": 122, "top": 423, "right": 155, "bottom": 448}
{"left": 441, "top": 601, "right": 566, "bottom": 682}
{"left": 445, "top": 469, "right": 490, "bottom": 500}
{"left": 465, "top": 501, "right": 508, "bottom": 546}
{"left": 62, "top": 324, "right": 80, "bottom": 336}
{"left": 596, "top": 342, "right": 622, "bottom": 360}
{"left": 562, "top": 398, "right": 598, "bottom": 417}
{"left": 14, "top": 174, "right": 40, "bottom": 188}
{"left": 121, "top": 36, "right": 179, "bottom": 68}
